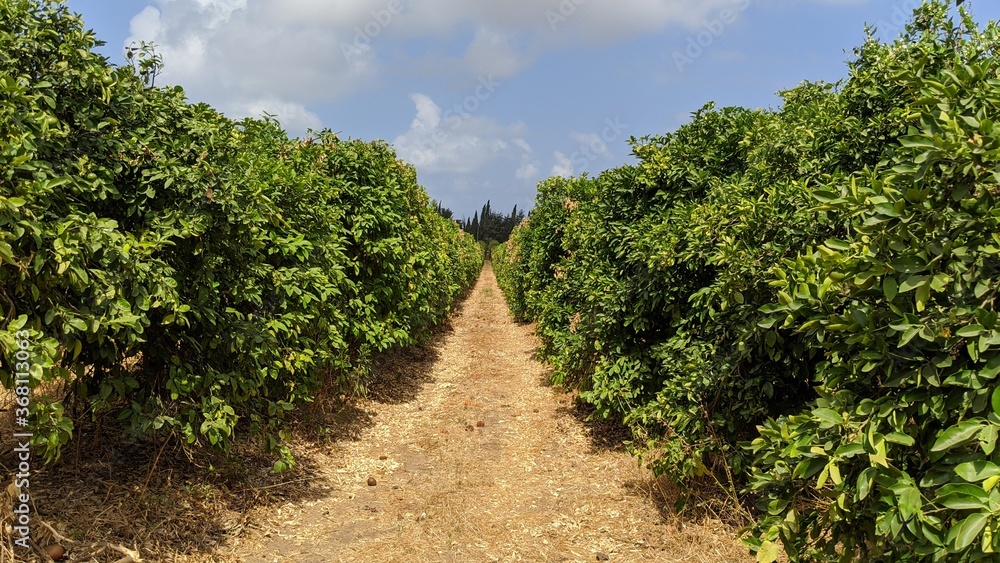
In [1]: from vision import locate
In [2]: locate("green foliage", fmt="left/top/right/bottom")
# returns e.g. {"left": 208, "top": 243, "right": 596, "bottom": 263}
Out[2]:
{"left": 748, "top": 7, "right": 1000, "bottom": 560}
{"left": 498, "top": 100, "right": 839, "bottom": 481}
{"left": 496, "top": 1, "right": 1000, "bottom": 559}
{"left": 0, "top": 0, "right": 481, "bottom": 466}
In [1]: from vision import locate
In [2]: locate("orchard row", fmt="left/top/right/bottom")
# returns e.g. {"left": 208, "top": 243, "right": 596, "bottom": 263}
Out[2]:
{"left": 0, "top": 1, "right": 481, "bottom": 470}
{"left": 496, "top": 3, "right": 1000, "bottom": 560}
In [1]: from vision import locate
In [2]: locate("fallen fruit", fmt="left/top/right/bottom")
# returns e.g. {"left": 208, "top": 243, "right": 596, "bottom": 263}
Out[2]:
{"left": 367, "top": 477, "right": 377, "bottom": 486}
{"left": 43, "top": 544, "right": 66, "bottom": 560}
{"left": 476, "top": 421, "right": 485, "bottom": 427}
{"left": 379, "top": 455, "right": 388, "bottom": 460}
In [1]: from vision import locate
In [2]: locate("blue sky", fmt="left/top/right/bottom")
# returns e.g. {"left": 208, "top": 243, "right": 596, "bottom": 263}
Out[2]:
{"left": 64, "top": 0, "right": 1000, "bottom": 219}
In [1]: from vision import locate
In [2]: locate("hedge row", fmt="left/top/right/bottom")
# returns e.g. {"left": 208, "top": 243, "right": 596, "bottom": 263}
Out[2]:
{"left": 0, "top": 0, "right": 482, "bottom": 469}
{"left": 496, "top": 3, "right": 1000, "bottom": 560}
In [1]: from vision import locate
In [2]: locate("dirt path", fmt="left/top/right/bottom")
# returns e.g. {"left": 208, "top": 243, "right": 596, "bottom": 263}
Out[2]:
{"left": 237, "top": 263, "right": 748, "bottom": 563}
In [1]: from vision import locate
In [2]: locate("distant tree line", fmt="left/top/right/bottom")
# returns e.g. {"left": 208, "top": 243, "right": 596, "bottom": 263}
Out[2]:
{"left": 433, "top": 200, "right": 526, "bottom": 244}
{"left": 460, "top": 200, "right": 526, "bottom": 243}
{"left": 433, "top": 200, "right": 453, "bottom": 219}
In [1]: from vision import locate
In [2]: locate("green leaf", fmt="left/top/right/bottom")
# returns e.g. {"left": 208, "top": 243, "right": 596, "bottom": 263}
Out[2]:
{"left": 816, "top": 464, "right": 830, "bottom": 489}
{"left": 884, "top": 276, "right": 898, "bottom": 301}
{"left": 0, "top": 241, "right": 12, "bottom": 264}
{"left": 9, "top": 314, "right": 27, "bottom": 331}
{"left": 898, "top": 486, "right": 921, "bottom": 521}
{"left": 792, "top": 457, "right": 826, "bottom": 480}
{"left": 957, "top": 324, "right": 986, "bottom": 338}
{"left": 829, "top": 462, "right": 843, "bottom": 485}
{"left": 985, "top": 475, "right": 1000, "bottom": 492}
{"left": 757, "top": 316, "right": 779, "bottom": 329}
{"left": 813, "top": 190, "right": 840, "bottom": 203}
{"left": 813, "top": 408, "right": 843, "bottom": 427}
{"left": 983, "top": 356, "right": 1000, "bottom": 380}
{"left": 900, "top": 326, "right": 921, "bottom": 347}
{"left": 976, "top": 281, "right": 990, "bottom": 299}
{"left": 916, "top": 282, "right": 930, "bottom": 312}
{"left": 835, "top": 443, "right": 866, "bottom": 457}
{"left": 930, "top": 273, "right": 950, "bottom": 292}
{"left": 885, "top": 432, "right": 915, "bottom": 446}
{"left": 858, "top": 468, "right": 874, "bottom": 500}
{"left": 900, "top": 275, "right": 929, "bottom": 293}
{"left": 824, "top": 238, "right": 851, "bottom": 251}
{"left": 891, "top": 255, "right": 927, "bottom": 274}
{"left": 981, "top": 426, "right": 998, "bottom": 455}
{"left": 952, "top": 513, "right": 988, "bottom": 551}
{"left": 757, "top": 540, "right": 782, "bottom": 563}
{"left": 955, "top": 461, "right": 1000, "bottom": 482}
{"left": 900, "top": 135, "right": 936, "bottom": 149}
{"left": 939, "top": 494, "right": 987, "bottom": 511}
{"left": 932, "top": 420, "right": 985, "bottom": 452}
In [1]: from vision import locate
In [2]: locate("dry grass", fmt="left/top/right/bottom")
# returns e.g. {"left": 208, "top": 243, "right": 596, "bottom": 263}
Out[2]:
{"left": 236, "top": 263, "right": 753, "bottom": 563}
{"left": 0, "top": 404, "right": 291, "bottom": 562}
{"left": 1, "top": 263, "right": 754, "bottom": 562}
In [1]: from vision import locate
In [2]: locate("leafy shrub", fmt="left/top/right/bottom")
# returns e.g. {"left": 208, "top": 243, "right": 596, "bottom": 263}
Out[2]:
{"left": 496, "top": 1, "right": 1000, "bottom": 559}
{"left": 748, "top": 7, "right": 1000, "bottom": 561}
{"left": 497, "top": 101, "right": 838, "bottom": 480}
{"left": 0, "top": 0, "right": 481, "bottom": 467}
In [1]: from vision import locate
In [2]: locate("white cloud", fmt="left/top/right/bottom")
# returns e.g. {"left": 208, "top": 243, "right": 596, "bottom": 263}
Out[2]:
{"left": 550, "top": 151, "right": 574, "bottom": 178}
{"left": 126, "top": 0, "right": 385, "bottom": 135}
{"left": 122, "top": 0, "right": 754, "bottom": 144}
{"left": 125, "top": 0, "right": 746, "bottom": 110}
{"left": 260, "top": 0, "right": 405, "bottom": 28}
{"left": 266, "top": 0, "right": 733, "bottom": 39}
{"left": 192, "top": 0, "right": 248, "bottom": 29}
{"left": 129, "top": 6, "right": 164, "bottom": 40}
{"left": 570, "top": 132, "right": 611, "bottom": 159}
{"left": 512, "top": 139, "right": 540, "bottom": 183}
{"left": 516, "top": 161, "right": 540, "bottom": 181}
{"left": 393, "top": 94, "right": 532, "bottom": 174}
{"left": 409, "top": 93, "right": 442, "bottom": 131}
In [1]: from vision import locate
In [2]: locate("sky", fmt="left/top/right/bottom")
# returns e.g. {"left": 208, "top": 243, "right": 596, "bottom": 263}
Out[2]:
{"left": 63, "top": 0, "right": 1000, "bottom": 220}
